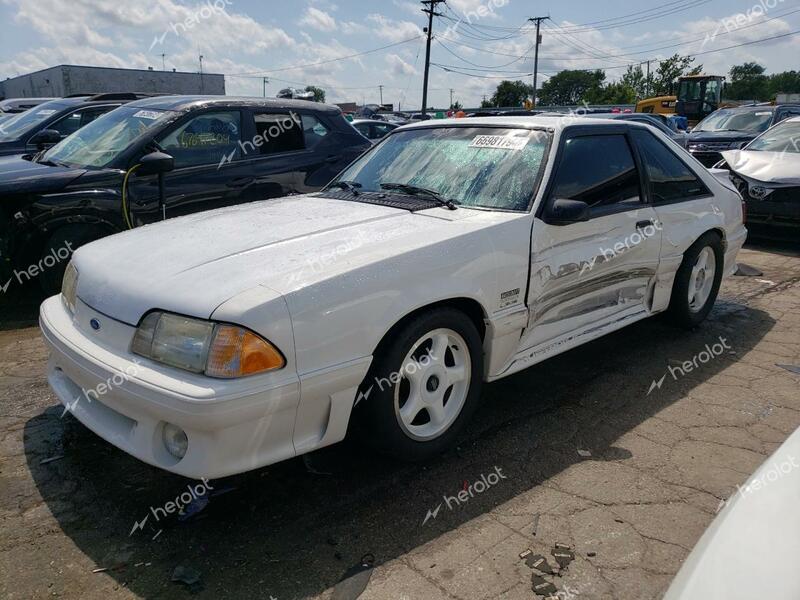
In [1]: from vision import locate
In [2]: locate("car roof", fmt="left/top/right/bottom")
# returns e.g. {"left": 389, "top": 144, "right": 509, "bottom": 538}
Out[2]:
{"left": 399, "top": 115, "right": 653, "bottom": 132}
{"left": 126, "top": 95, "right": 342, "bottom": 114}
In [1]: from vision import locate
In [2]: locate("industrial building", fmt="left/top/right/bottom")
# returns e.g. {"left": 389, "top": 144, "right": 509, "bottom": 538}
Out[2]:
{"left": 0, "top": 64, "right": 225, "bottom": 99}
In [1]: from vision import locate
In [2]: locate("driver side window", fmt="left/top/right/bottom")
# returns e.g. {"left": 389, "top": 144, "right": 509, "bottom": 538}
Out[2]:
{"left": 157, "top": 111, "right": 242, "bottom": 169}
{"left": 549, "top": 134, "right": 641, "bottom": 213}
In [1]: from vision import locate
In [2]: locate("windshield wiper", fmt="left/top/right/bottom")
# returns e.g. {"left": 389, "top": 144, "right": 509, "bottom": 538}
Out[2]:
{"left": 329, "top": 180, "right": 362, "bottom": 195}
{"left": 379, "top": 183, "right": 458, "bottom": 210}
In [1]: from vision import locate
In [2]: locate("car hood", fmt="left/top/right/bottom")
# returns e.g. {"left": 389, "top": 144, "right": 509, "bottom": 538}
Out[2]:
{"left": 0, "top": 155, "right": 86, "bottom": 195}
{"left": 664, "top": 425, "right": 800, "bottom": 599}
{"left": 720, "top": 150, "right": 800, "bottom": 185}
{"left": 73, "top": 194, "right": 484, "bottom": 325}
{"left": 688, "top": 131, "right": 755, "bottom": 143}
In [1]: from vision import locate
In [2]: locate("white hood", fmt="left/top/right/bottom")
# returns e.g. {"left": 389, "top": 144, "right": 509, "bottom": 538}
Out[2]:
{"left": 72, "top": 194, "right": 481, "bottom": 325}
{"left": 721, "top": 149, "right": 800, "bottom": 185}
{"left": 664, "top": 424, "right": 800, "bottom": 599}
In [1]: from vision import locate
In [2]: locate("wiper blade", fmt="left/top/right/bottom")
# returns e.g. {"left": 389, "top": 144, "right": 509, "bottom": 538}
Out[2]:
{"left": 379, "top": 182, "right": 458, "bottom": 210}
{"left": 330, "top": 180, "right": 363, "bottom": 195}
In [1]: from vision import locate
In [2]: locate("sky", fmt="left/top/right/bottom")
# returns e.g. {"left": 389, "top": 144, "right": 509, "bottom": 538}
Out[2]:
{"left": 0, "top": 0, "right": 798, "bottom": 109}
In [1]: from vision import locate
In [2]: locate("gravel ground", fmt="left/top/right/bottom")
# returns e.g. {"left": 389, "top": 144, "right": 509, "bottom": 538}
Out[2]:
{"left": 1, "top": 237, "right": 799, "bottom": 600}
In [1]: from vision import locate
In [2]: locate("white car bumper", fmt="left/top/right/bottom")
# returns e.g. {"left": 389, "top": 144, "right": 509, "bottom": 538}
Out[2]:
{"left": 39, "top": 295, "right": 301, "bottom": 479}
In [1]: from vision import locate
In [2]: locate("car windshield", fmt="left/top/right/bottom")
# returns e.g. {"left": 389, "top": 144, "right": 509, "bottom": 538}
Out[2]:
{"left": 0, "top": 100, "right": 69, "bottom": 141}
{"left": 694, "top": 109, "right": 774, "bottom": 133}
{"left": 43, "top": 106, "right": 177, "bottom": 168}
{"left": 332, "top": 127, "right": 551, "bottom": 211}
{"left": 745, "top": 120, "right": 800, "bottom": 153}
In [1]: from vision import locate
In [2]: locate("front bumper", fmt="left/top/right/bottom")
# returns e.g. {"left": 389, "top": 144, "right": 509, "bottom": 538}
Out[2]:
{"left": 40, "top": 295, "right": 301, "bottom": 478}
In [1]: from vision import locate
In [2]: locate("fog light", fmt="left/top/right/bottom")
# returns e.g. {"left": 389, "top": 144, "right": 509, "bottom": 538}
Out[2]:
{"left": 163, "top": 423, "right": 188, "bottom": 459}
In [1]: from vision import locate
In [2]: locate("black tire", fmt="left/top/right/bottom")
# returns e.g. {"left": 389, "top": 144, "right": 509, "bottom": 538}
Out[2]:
{"left": 354, "top": 307, "right": 483, "bottom": 461}
{"left": 38, "top": 225, "right": 107, "bottom": 295}
{"left": 667, "top": 231, "right": 724, "bottom": 329}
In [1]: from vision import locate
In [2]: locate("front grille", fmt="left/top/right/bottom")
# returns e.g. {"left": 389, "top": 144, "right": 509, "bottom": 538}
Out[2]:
{"left": 690, "top": 142, "right": 732, "bottom": 151}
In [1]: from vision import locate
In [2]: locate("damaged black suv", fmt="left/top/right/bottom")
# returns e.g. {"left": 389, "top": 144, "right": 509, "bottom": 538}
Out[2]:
{"left": 0, "top": 96, "right": 370, "bottom": 293}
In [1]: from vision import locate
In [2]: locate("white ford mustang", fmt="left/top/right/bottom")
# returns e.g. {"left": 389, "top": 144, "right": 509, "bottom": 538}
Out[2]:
{"left": 40, "top": 117, "right": 747, "bottom": 478}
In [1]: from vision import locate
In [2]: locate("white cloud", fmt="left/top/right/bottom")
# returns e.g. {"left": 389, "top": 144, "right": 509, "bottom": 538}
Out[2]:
{"left": 386, "top": 53, "right": 417, "bottom": 76}
{"left": 366, "top": 14, "right": 423, "bottom": 42}
{"left": 298, "top": 7, "right": 337, "bottom": 32}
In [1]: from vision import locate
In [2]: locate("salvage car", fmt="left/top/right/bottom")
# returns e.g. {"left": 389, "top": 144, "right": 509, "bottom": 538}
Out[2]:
{"left": 0, "top": 93, "right": 149, "bottom": 157}
{"left": 687, "top": 104, "right": 800, "bottom": 167}
{"left": 716, "top": 116, "right": 800, "bottom": 236}
{"left": 0, "top": 97, "right": 55, "bottom": 115}
{"left": 40, "top": 117, "right": 746, "bottom": 478}
{"left": 1, "top": 96, "right": 370, "bottom": 293}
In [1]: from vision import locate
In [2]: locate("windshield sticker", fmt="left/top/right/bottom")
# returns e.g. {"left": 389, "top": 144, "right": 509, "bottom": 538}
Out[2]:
{"left": 469, "top": 135, "right": 529, "bottom": 151}
{"left": 133, "top": 110, "right": 162, "bottom": 120}
{"left": 36, "top": 109, "right": 57, "bottom": 116}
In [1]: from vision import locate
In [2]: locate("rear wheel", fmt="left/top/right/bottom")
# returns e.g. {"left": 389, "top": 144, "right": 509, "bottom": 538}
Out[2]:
{"left": 667, "top": 232, "right": 724, "bottom": 328}
{"left": 354, "top": 308, "right": 483, "bottom": 461}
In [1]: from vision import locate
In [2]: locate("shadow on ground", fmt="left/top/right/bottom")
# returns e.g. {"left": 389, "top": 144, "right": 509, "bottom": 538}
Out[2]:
{"left": 23, "top": 293, "right": 774, "bottom": 598}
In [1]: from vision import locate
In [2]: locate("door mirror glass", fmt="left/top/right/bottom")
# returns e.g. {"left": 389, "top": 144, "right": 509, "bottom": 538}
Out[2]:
{"left": 29, "top": 129, "right": 62, "bottom": 149}
{"left": 138, "top": 151, "right": 175, "bottom": 176}
{"left": 546, "top": 199, "right": 590, "bottom": 225}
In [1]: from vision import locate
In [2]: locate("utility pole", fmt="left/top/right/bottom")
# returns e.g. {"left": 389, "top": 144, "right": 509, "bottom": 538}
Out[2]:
{"left": 449, "top": 88, "right": 454, "bottom": 108}
{"left": 160, "top": 53, "right": 166, "bottom": 71}
{"left": 262, "top": 77, "right": 269, "bottom": 97}
{"left": 645, "top": 60, "right": 652, "bottom": 97}
{"left": 198, "top": 55, "right": 204, "bottom": 93}
{"left": 379, "top": 84, "right": 384, "bottom": 106}
{"left": 527, "top": 16, "right": 548, "bottom": 108}
{"left": 421, "top": 0, "right": 446, "bottom": 116}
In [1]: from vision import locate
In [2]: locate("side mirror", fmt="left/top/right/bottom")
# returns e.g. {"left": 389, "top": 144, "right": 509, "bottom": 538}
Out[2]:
{"left": 545, "top": 198, "right": 590, "bottom": 225}
{"left": 137, "top": 151, "right": 174, "bottom": 176}
{"left": 29, "top": 129, "right": 62, "bottom": 149}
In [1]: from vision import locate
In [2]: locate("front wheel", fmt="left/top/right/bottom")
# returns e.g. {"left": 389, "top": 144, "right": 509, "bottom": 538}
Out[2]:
{"left": 667, "top": 232, "right": 724, "bottom": 329}
{"left": 354, "top": 308, "right": 483, "bottom": 461}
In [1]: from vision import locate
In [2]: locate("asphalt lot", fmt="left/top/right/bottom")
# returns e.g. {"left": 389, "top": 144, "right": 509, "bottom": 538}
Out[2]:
{"left": 1, "top": 235, "right": 799, "bottom": 600}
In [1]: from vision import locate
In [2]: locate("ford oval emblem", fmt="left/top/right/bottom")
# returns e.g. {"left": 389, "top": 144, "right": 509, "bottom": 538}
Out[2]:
{"left": 90, "top": 318, "right": 101, "bottom": 331}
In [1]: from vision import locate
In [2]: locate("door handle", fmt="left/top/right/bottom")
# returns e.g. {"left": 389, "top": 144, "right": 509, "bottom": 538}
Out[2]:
{"left": 227, "top": 177, "right": 254, "bottom": 188}
{"left": 636, "top": 219, "right": 654, "bottom": 229}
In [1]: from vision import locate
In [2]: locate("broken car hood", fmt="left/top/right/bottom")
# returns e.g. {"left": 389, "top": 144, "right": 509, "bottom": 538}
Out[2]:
{"left": 720, "top": 150, "right": 800, "bottom": 185}
{"left": 72, "top": 194, "right": 485, "bottom": 325}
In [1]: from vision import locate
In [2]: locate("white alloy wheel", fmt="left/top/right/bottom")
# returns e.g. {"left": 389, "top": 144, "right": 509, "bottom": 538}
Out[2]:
{"left": 688, "top": 246, "right": 717, "bottom": 313}
{"left": 393, "top": 328, "right": 471, "bottom": 441}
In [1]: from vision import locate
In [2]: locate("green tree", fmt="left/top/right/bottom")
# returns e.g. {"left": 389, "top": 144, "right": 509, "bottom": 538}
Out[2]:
{"left": 767, "top": 70, "right": 800, "bottom": 98}
{"left": 651, "top": 54, "right": 702, "bottom": 96}
{"left": 726, "top": 63, "right": 768, "bottom": 100}
{"left": 450, "top": 100, "right": 463, "bottom": 111}
{"left": 538, "top": 70, "right": 606, "bottom": 105}
{"left": 304, "top": 85, "right": 326, "bottom": 103}
{"left": 588, "top": 81, "right": 636, "bottom": 105}
{"left": 489, "top": 80, "right": 534, "bottom": 107}
{"left": 620, "top": 65, "right": 654, "bottom": 100}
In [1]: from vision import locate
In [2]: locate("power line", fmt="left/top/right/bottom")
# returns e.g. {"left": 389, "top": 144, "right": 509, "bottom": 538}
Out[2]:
{"left": 225, "top": 35, "right": 424, "bottom": 76}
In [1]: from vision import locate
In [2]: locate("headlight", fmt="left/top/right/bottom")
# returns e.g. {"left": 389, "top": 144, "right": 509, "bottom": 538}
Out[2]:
{"left": 61, "top": 262, "right": 78, "bottom": 313}
{"left": 131, "top": 311, "right": 285, "bottom": 378}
